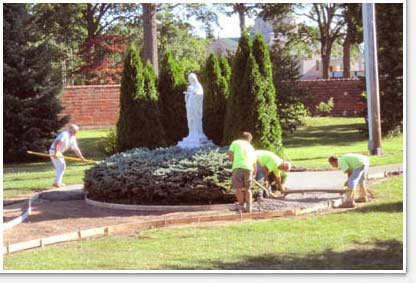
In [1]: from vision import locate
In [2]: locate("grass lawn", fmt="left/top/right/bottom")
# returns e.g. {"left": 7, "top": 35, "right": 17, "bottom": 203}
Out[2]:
{"left": 3, "top": 129, "right": 110, "bottom": 198}
{"left": 284, "top": 117, "right": 403, "bottom": 169}
{"left": 3, "top": 117, "right": 403, "bottom": 199}
{"left": 3, "top": 175, "right": 403, "bottom": 270}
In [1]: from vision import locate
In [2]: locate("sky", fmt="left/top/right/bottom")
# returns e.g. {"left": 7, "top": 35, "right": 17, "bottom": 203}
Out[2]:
{"left": 192, "top": 13, "right": 255, "bottom": 39}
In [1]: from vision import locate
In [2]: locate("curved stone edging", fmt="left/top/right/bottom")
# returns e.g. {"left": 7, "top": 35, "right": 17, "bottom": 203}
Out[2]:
{"left": 85, "top": 195, "right": 235, "bottom": 212}
{"left": 3, "top": 193, "right": 40, "bottom": 231}
{"left": 3, "top": 201, "right": 331, "bottom": 255}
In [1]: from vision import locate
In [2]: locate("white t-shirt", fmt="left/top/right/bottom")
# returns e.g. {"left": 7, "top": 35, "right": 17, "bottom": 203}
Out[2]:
{"left": 49, "top": 131, "right": 79, "bottom": 153}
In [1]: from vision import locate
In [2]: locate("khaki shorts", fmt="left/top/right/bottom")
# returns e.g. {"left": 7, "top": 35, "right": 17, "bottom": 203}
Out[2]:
{"left": 232, "top": 168, "right": 253, "bottom": 191}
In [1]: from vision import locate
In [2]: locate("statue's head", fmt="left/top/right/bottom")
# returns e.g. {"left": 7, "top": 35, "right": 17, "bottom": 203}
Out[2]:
{"left": 188, "top": 73, "right": 198, "bottom": 85}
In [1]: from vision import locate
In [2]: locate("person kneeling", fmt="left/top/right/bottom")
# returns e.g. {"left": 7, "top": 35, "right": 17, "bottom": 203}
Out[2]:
{"left": 255, "top": 150, "right": 291, "bottom": 197}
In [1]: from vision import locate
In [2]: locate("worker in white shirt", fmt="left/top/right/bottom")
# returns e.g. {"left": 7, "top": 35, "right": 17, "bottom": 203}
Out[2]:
{"left": 49, "top": 124, "right": 86, "bottom": 188}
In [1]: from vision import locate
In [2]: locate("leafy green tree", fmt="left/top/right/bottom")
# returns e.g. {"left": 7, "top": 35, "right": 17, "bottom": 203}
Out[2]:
{"left": 116, "top": 45, "right": 166, "bottom": 151}
{"left": 202, "top": 53, "right": 229, "bottom": 145}
{"left": 33, "top": 3, "right": 141, "bottom": 84}
{"left": 293, "top": 3, "right": 345, "bottom": 79}
{"left": 222, "top": 31, "right": 252, "bottom": 144}
{"left": 341, "top": 3, "right": 363, "bottom": 78}
{"left": 4, "top": 3, "right": 69, "bottom": 162}
{"left": 157, "top": 15, "right": 210, "bottom": 74}
{"left": 158, "top": 52, "right": 187, "bottom": 145}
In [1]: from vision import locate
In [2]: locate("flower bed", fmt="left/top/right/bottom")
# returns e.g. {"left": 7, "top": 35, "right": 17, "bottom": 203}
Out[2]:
{"left": 84, "top": 146, "right": 236, "bottom": 205}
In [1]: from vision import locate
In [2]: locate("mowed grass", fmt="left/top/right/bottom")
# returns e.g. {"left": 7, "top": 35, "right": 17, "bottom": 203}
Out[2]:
{"left": 284, "top": 117, "right": 403, "bottom": 169}
{"left": 3, "top": 129, "right": 110, "bottom": 198}
{"left": 3, "top": 117, "right": 403, "bottom": 199}
{"left": 3, "top": 176, "right": 403, "bottom": 270}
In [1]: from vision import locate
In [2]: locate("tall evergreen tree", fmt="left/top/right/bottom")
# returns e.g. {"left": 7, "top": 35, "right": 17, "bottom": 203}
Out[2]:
{"left": 202, "top": 53, "right": 229, "bottom": 145}
{"left": 252, "top": 33, "right": 284, "bottom": 156}
{"left": 116, "top": 45, "right": 166, "bottom": 151}
{"left": 219, "top": 54, "right": 232, "bottom": 87}
{"left": 158, "top": 52, "right": 187, "bottom": 145}
{"left": 4, "top": 4, "right": 69, "bottom": 162}
{"left": 222, "top": 31, "right": 252, "bottom": 144}
{"left": 270, "top": 46, "right": 310, "bottom": 134}
{"left": 141, "top": 62, "right": 167, "bottom": 148}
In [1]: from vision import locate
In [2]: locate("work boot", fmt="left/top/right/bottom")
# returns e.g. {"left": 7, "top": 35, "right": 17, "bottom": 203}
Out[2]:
{"left": 355, "top": 197, "right": 368, "bottom": 203}
{"left": 337, "top": 201, "right": 356, "bottom": 208}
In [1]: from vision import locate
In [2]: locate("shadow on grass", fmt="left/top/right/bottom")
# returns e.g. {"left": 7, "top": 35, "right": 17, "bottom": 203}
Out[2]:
{"left": 160, "top": 240, "right": 403, "bottom": 270}
{"left": 4, "top": 161, "right": 92, "bottom": 175}
{"left": 353, "top": 201, "right": 403, "bottom": 214}
{"left": 77, "top": 137, "right": 108, "bottom": 160}
{"left": 284, "top": 124, "right": 366, "bottom": 149}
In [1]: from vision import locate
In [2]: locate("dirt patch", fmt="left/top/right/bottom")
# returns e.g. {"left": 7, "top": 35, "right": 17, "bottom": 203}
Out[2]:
{"left": 3, "top": 177, "right": 390, "bottom": 246}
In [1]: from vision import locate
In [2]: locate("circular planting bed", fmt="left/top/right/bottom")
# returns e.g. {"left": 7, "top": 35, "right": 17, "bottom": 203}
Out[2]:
{"left": 84, "top": 146, "right": 237, "bottom": 206}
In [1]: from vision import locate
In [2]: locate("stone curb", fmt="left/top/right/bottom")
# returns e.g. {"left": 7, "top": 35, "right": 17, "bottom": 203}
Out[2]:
{"left": 85, "top": 195, "right": 235, "bottom": 212}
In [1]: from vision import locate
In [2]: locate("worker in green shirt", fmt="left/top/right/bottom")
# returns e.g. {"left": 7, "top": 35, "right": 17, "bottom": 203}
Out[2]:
{"left": 228, "top": 132, "right": 257, "bottom": 213}
{"left": 255, "top": 150, "right": 291, "bottom": 195}
{"left": 328, "top": 153, "right": 370, "bottom": 208}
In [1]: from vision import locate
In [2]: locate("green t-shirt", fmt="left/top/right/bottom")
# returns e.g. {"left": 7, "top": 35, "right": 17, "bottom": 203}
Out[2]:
{"left": 339, "top": 153, "right": 369, "bottom": 172}
{"left": 229, "top": 140, "right": 256, "bottom": 171}
{"left": 256, "top": 150, "right": 283, "bottom": 176}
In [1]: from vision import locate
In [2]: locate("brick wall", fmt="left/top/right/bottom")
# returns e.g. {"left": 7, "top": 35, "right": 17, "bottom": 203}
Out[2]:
{"left": 60, "top": 79, "right": 365, "bottom": 128}
{"left": 296, "top": 79, "right": 365, "bottom": 116}
{"left": 60, "top": 85, "right": 120, "bottom": 128}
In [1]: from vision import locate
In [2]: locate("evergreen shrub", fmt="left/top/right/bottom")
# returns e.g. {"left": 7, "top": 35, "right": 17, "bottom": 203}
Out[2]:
{"left": 202, "top": 53, "right": 229, "bottom": 145}
{"left": 116, "top": 45, "right": 166, "bottom": 152}
{"left": 158, "top": 52, "right": 188, "bottom": 145}
{"left": 84, "top": 147, "right": 237, "bottom": 205}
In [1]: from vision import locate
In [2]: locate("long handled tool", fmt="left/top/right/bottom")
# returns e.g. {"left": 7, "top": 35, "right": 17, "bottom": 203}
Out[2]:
{"left": 252, "top": 179, "right": 280, "bottom": 198}
{"left": 253, "top": 179, "right": 345, "bottom": 198}
{"left": 27, "top": 150, "right": 97, "bottom": 164}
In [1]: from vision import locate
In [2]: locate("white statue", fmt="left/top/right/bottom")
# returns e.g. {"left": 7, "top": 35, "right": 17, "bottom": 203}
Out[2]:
{"left": 177, "top": 73, "right": 213, "bottom": 148}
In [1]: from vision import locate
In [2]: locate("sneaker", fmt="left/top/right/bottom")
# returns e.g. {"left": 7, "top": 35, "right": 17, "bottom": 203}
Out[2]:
{"left": 52, "top": 183, "right": 65, "bottom": 188}
{"left": 355, "top": 197, "right": 368, "bottom": 203}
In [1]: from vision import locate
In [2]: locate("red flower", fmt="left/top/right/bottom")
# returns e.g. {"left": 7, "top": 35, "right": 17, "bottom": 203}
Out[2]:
{"left": 355, "top": 101, "right": 366, "bottom": 111}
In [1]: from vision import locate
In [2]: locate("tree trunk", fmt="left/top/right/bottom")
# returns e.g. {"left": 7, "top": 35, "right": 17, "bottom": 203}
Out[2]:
{"left": 343, "top": 30, "right": 352, "bottom": 78}
{"left": 321, "top": 54, "right": 330, "bottom": 79}
{"left": 142, "top": 3, "right": 158, "bottom": 75}
{"left": 235, "top": 4, "right": 246, "bottom": 34}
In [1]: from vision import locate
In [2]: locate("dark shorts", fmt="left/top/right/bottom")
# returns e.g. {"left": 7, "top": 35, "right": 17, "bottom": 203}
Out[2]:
{"left": 232, "top": 168, "right": 253, "bottom": 191}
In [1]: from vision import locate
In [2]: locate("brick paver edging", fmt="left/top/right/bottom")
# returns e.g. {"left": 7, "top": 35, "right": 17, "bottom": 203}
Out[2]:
{"left": 3, "top": 201, "right": 330, "bottom": 255}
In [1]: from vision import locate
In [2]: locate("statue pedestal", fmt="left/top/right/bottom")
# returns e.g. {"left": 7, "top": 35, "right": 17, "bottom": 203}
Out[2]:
{"left": 177, "top": 134, "right": 214, "bottom": 149}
